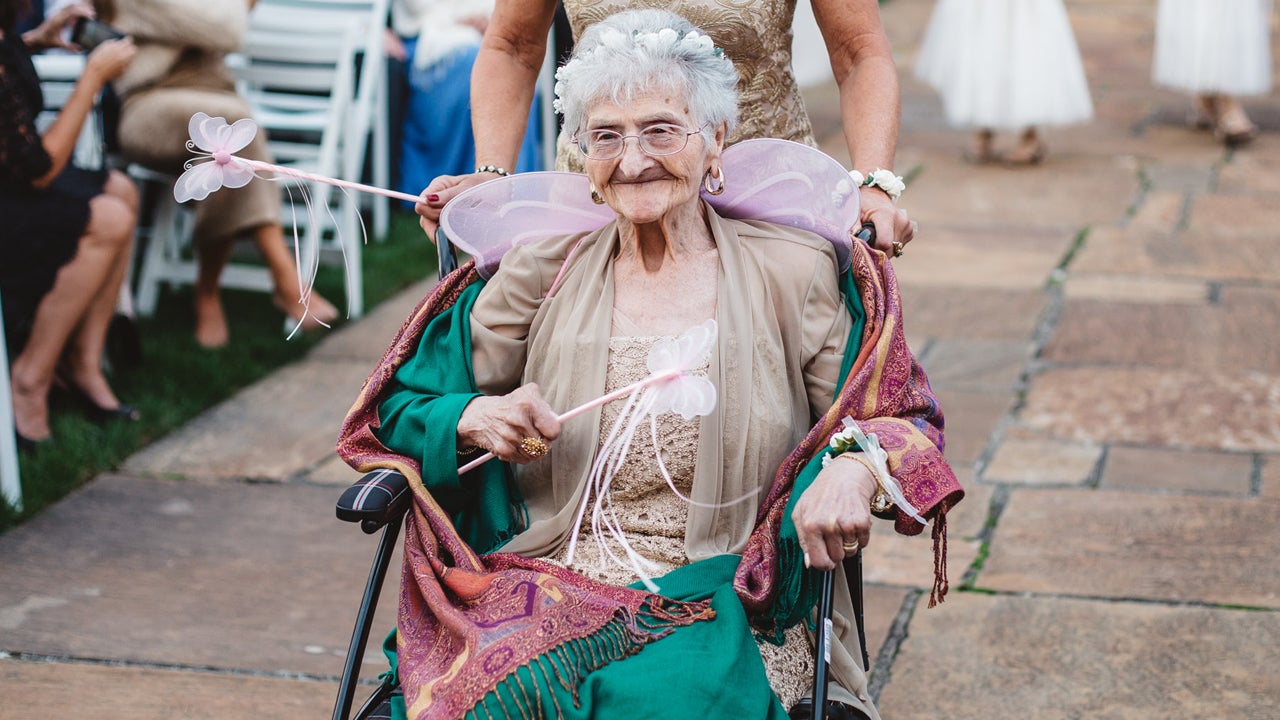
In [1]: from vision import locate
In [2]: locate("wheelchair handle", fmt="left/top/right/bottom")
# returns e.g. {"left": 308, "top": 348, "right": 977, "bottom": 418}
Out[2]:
{"left": 853, "top": 222, "right": 876, "bottom": 246}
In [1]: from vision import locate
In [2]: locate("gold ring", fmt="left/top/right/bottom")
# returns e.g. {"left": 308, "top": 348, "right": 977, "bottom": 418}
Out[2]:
{"left": 891, "top": 240, "right": 904, "bottom": 258}
{"left": 841, "top": 540, "right": 860, "bottom": 554}
{"left": 519, "top": 436, "right": 549, "bottom": 458}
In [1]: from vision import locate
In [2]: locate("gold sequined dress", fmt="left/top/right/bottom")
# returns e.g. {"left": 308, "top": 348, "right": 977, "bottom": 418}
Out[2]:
{"left": 546, "top": 319, "right": 814, "bottom": 710}
{"left": 556, "top": 0, "right": 816, "bottom": 171}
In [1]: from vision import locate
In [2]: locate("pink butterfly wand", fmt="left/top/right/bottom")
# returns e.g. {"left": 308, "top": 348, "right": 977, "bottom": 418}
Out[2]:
{"left": 174, "top": 113, "right": 424, "bottom": 206}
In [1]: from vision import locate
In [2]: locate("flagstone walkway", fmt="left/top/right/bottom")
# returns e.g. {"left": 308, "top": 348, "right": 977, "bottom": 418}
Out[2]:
{"left": 2, "top": 1, "right": 1276, "bottom": 717}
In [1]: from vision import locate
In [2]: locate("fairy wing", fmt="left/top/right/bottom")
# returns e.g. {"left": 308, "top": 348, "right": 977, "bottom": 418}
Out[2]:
{"left": 439, "top": 172, "right": 616, "bottom": 279}
{"left": 438, "top": 139, "right": 861, "bottom": 278}
{"left": 709, "top": 138, "right": 858, "bottom": 272}
{"left": 188, "top": 112, "right": 258, "bottom": 155}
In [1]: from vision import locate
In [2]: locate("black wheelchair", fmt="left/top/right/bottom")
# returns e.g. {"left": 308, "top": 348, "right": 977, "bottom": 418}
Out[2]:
{"left": 329, "top": 235, "right": 872, "bottom": 720}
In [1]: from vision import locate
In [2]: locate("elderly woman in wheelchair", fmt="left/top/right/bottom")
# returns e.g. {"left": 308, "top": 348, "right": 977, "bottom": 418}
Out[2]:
{"left": 338, "top": 10, "right": 961, "bottom": 720}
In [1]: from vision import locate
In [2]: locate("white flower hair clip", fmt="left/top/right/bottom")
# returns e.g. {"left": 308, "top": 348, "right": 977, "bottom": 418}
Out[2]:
{"left": 552, "top": 27, "right": 725, "bottom": 116}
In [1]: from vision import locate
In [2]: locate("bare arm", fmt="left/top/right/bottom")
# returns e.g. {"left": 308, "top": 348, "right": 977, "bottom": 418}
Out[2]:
{"left": 813, "top": 0, "right": 899, "bottom": 177}
{"left": 32, "top": 38, "right": 136, "bottom": 188}
{"left": 812, "top": 0, "right": 915, "bottom": 255}
{"left": 471, "top": 0, "right": 557, "bottom": 171}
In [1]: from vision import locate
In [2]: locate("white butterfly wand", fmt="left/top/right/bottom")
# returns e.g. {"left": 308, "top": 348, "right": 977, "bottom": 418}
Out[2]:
{"left": 173, "top": 113, "right": 424, "bottom": 206}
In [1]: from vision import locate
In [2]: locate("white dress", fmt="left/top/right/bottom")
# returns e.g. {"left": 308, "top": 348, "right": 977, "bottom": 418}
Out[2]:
{"left": 1153, "top": 0, "right": 1273, "bottom": 96}
{"left": 914, "top": 0, "right": 1094, "bottom": 130}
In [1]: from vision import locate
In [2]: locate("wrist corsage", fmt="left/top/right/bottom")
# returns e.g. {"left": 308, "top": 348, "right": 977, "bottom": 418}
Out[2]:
{"left": 850, "top": 168, "right": 906, "bottom": 202}
{"left": 820, "top": 417, "right": 929, "bottom": 523}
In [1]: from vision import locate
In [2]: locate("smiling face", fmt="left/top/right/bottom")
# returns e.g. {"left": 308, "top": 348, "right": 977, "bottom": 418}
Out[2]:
{"left": 581, "top": 90, "right": 723, "bottom": 226}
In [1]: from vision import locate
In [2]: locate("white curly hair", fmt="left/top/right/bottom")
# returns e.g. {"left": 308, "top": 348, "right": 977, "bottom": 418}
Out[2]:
{"left": 554, "top": 9, "right": 740, "bottom": 145}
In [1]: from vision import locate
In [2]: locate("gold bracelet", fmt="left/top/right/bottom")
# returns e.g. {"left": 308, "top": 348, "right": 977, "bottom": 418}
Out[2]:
{"left": 832, "top": 452, "right": 896, "bottom": 517}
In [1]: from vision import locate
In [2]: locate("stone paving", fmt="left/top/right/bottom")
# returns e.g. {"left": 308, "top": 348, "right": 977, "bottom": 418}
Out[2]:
{"left": 2, "top": 1, "right": 1278, "bottom": 717}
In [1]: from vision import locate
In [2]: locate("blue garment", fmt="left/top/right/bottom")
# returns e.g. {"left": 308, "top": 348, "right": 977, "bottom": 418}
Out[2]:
{"left": 397, "top": 40, "right": 542, "bottom": 207}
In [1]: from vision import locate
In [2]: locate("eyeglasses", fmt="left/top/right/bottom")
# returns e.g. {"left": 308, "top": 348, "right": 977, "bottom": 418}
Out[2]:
{"left": 574, "top": 123, "right": 708, "bottom": 160}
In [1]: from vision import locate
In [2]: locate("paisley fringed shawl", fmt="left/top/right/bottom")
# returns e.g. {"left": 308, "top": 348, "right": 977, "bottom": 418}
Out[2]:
{"left": 337, "top": 263, "right": 715, "bottom": 720}
{"left": 336, "top": 238, "right": 963, "bottom": 719}
{"left": 735, "top": 239, "right": 963, "bottom": 618}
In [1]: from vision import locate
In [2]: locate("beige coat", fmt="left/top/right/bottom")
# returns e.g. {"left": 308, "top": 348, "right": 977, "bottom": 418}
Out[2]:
{"left": 109, "top": 0, "right": 277, "bottom": 242}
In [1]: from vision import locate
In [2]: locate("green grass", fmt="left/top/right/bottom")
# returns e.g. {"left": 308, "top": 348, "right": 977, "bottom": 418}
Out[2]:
{"left": 1, "top": 211, "right": 436, "bottom": 532}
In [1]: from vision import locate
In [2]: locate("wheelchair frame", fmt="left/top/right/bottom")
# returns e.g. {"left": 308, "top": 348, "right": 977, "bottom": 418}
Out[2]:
{"left": 330, "top": 233, "right": 871, "bottom": 720}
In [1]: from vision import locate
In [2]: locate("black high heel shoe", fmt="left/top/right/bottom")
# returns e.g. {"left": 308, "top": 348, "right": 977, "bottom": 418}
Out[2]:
{"left": 15, "top": 430, "right": 50, "bottom": 452}
{"left": 57, "top": 381, "right": 141, "bottom": 424}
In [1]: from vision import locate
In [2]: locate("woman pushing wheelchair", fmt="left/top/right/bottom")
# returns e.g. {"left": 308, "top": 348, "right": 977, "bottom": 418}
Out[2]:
{"left": 338, "top": 10, "right": 962, "bottom": 719}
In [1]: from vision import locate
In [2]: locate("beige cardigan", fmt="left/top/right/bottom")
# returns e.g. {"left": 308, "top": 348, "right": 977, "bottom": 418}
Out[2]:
{"left": 464, "top": 207, "right": 878, "bottom": 714}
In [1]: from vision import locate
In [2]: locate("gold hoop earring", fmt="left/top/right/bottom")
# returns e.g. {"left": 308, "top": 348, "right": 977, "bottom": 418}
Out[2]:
{"left": 590, "top": 185, "right": 605, "bottom": 205}
{"left": 703, "top": 167, "right": 725, "bottom": 196}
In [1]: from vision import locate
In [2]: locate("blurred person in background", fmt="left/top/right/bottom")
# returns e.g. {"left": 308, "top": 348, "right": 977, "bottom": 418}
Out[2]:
{"left": 386, "top": 0, "right": 542, "bottom": 210}
{"left": 1, "top": 0, "right": 140, "bottom": 446}
{"left": 915, "top": 0, "right": 1094, "bottom": 164}
{"left": 96, "top": 0, "right": 338, "bottom": 348}
{"left": 1153, "top": 0, "right": 1271, "bottom": 146}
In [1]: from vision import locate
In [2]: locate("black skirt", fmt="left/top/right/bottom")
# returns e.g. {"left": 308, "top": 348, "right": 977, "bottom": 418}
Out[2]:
{"left": 0, "top": 164, "right": 106, "bottom": 354}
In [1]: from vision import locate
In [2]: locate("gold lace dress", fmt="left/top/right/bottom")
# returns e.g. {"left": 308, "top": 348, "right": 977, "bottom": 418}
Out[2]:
{"left": 546, "top": 328, "right": 814, "bottom": 710}
{"left": 556, "top": 0, "right": 817, "bottom": 171}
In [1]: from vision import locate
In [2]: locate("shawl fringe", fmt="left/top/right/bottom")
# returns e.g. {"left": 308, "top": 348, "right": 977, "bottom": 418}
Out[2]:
{"left": 928, "top": 508, "right": 949, "bottom": 608}
{"left": 464, "top": 599, "right": 715, "bottom": 720}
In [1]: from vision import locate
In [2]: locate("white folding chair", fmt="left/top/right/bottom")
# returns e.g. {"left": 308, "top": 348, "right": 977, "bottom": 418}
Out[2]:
{"left": 30, "top": 53, "right": 104, "bottom": 170}
{"left": 134, "top": 18, "right": 369, "bottom": 319}
{"left": 230, "top": 23, "right": 366, "bottom": 317}
{"left": 250, "top": 0, "right": 392, "bottom": 240}
{"left": 129, "top": 164, "right": 277, "bottom": 317}
{"left": 0, "top": 293, "right": 22, "bottom": 513}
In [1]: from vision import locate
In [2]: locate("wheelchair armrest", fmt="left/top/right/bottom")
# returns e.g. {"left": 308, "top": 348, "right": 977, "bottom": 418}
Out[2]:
{"left": 336, "top": 469, "right": 411, "bottom": 534}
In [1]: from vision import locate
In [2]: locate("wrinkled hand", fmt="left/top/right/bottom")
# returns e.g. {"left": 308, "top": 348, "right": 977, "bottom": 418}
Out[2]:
{"left": 791, "top": 455, "right": 879, "bottom": 570}
{"left": 29, "top": 1, "right": 93, "bottom": 51}
{"left": 859, "top": 188, "right": 916, "bottom": 258}
{"left": 84, "top": 37, "right": 136, "bottom": 84}
{"left": 415, "top": 172, "right": 491, "bottom": 238}
{"left": 457, "top": 383, "right": 561, "bottom": 463}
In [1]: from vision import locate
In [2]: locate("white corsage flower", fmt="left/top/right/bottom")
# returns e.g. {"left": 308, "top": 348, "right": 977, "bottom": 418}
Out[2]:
{"left": 868, "top": 168, "right": 906, "bottom": 200}
{"left": 849, "top": 168, "right": 906, "bottom": 201}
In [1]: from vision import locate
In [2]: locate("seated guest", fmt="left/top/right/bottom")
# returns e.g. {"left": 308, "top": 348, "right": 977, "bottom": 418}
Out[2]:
{"left": 338, "top": 10, "right": 962, "bottom": 719}
{"left": 2, "top": 0, "right": 139, "bottom": 446}
{"left": 388, "top": 0, "right": 542, "bottom": 208}
{"left": 97, "top": 0, "right": 338, "bottom": 347}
